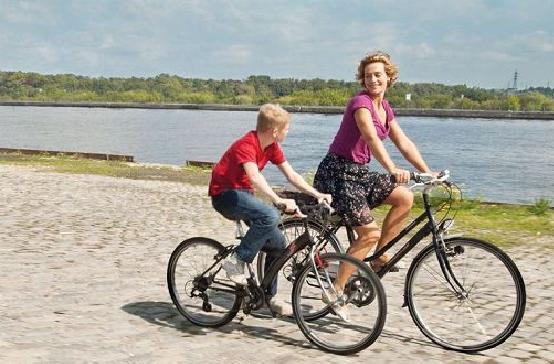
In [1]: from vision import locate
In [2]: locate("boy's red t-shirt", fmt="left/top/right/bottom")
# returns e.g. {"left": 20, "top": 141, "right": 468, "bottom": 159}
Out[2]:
{"left": 208, "top": 130, "right": 286, "bottom": 196}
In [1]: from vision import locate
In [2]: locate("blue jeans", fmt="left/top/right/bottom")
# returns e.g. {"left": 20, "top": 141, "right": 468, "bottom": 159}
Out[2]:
{"left": 211, "top": 189, "right": 286, "bottom": 297}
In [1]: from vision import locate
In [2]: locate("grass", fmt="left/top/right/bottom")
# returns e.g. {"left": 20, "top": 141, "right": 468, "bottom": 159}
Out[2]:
{"left": 0, "top": 152, "right": 211, "bottom": 185}
{"left": 528, "top": 197, "right": 552, "bottom": 216}
{"left": 367, "top": 186, "right": 552, "bottom": 248}
{"left": 2, "top": 152, "right": 552, "bottom": 248}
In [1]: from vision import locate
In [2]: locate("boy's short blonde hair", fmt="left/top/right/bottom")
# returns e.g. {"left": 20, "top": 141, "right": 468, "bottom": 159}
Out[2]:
{"left": 256, "top": 104, "right": 290, "bottom": 132}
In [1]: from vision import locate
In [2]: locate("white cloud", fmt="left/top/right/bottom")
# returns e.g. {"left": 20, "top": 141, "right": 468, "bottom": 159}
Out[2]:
{"left": 480, "top": 50, "right": 519, "bottom": 62}
{"left": 100, "top": 35, "right": 116, "bottom": 50}
{"left": 35, "top": 43, "right": 59, "bottom": 64}
{"left": 0, "top": 0, "right": 57, "bottom": 25}
{"left": 213, "top": 44, "right": 252, "bottom": 65}
{"left": 121, "top": 0, "right": 213, "bottom": 22}
{"left": 1, "top": 0, "right": 552, "bottom": 86}
{"left": 521, "top": 31, "right": 554, "bottom": 53}
{"left": 395, "top": 43, "right": 436, "bottom": 59}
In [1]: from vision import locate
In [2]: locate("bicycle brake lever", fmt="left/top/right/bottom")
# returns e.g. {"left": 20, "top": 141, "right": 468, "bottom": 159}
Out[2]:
{"left": 293, "top": 208, "right": 307, "bottom": 218}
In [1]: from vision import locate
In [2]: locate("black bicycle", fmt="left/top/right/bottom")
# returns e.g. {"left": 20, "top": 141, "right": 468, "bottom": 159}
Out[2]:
{"left": 167, "top": 205, "right": 387, "bottom": 355}
{"left": 260, "top": 171, "right": 526, "bottom": 353}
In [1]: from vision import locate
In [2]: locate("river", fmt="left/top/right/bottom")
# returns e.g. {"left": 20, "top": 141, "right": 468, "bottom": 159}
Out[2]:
{"left": 1, "top": 106, "right": 553, "bottom": 205}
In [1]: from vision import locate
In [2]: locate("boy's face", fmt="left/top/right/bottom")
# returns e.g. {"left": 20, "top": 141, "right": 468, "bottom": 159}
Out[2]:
{"left": 274, "top": 123, "right": 289, "bottom": 143}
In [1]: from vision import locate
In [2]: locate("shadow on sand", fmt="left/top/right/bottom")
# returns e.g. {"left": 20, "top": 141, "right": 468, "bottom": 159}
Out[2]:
{"left": 121, "top": 301, "right": 310, "bottom": 349}
{"left": 121, "top": 301, "right": 458, "bottom": 356}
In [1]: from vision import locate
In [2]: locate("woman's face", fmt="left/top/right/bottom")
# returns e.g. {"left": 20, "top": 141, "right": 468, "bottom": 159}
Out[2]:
{"left": 363, "top": 62, "right": 389, "bottom": 96}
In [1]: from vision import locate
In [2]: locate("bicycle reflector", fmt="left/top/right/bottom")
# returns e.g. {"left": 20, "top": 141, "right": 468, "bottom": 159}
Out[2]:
{"left": 439, "top": 218, "right": 454, "bottom": 233}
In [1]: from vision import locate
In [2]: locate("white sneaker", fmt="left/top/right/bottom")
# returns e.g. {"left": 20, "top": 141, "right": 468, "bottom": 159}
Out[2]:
{"left": 269, "top": 299, "right": 294, "bottom": 317}
{"left": 322, "top": 289, "right": 349, "bottom": 322}
{"left": 221, "top": 252, "right": 247, "bottom": 285}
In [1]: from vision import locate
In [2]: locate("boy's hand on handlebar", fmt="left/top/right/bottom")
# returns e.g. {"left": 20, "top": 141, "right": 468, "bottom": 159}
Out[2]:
{"left": 275, "top": 197, "right": 299, "bottom": 214}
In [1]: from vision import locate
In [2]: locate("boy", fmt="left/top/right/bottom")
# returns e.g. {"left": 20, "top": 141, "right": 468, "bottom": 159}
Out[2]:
{"left": 209, "top": 104, "right": 331, "bottom": 315}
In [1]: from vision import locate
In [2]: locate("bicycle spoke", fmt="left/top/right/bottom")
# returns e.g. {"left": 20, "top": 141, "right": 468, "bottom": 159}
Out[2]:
{"left": 420, "top": 262, "right": 458, "bottom": 294}
{"left": 168, "top": 238, "right": 241, "bottom": 327}
{"left": 407, "top": 238, "right": 525, "bottom": 352}
{"left": 293, "top": 253, "right": 386, "bottom": 355}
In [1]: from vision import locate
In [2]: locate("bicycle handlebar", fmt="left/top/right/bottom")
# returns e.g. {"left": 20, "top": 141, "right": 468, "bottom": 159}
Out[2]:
{"left": 391, "top": 170, "right": 451, "bottom": 187}
{"left": 274, "top": 203, "right": 302, "bottom": 216}
{"left": 274, "top": 201, "right": 335, "bottom": 218}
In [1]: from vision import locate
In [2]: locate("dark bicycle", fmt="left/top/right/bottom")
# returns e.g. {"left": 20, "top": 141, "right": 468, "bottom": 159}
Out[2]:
{"left": 259, "top": 170, "right": 526, "bottom": 353}
{"left": 167, "top": 205, "right": 387, "bottom": 355}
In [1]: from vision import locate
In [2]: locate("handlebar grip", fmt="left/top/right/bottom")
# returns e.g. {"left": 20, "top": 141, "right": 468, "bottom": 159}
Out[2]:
{"left": 389, "top": 172, "right": 416, "bottom": 183}
{"left": 324, "top": 204, "right": 336, "bottom": 215}
{"left": 274, "top": 203, "right": 300, "bottom": 216}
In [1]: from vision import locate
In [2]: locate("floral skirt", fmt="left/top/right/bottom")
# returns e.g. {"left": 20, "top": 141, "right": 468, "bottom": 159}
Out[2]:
{"left": 313, "top": 153, "right": 394, "bottom": 226}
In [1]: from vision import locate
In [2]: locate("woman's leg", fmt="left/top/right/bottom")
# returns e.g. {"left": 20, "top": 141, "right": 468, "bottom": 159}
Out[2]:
{"left": 334, "top": 222, "right": 381, "bottom": 290}
{"left": 375, "top": 186, "right": 413, "bottom": 264}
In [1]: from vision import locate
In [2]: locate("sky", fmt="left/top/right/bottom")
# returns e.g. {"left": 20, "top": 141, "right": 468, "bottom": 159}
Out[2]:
{"left": 1, "top": 0, "right": 553, "bottom": 89}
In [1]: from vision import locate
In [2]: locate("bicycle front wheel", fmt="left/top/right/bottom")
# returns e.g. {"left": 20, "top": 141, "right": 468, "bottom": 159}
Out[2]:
{"left": 256, "top": 218, "right": 342, "bottom": 286}
{"left": 406, "top": 237, "right": 526, "bottom": 352}
{"left": 167, "top": 237, "right": 242, "bottom": 327}
{"left": 292, "top": 253, "right": 387, "bottom": 355}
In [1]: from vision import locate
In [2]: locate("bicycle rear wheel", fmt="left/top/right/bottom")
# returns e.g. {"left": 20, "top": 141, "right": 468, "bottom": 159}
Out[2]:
{"left": 167, "top": 237, "right": 242, "bottom": 327}
{"left": 406, "top": 237, "right": 526, "bottom": 352}
{"left": 292, "top": 253, "right": 387, "bottom": 355}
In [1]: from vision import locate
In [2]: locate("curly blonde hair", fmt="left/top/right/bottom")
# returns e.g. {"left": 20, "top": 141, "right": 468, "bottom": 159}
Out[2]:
{"left": 356, "top": 51, "right": 399, "bottom": 87}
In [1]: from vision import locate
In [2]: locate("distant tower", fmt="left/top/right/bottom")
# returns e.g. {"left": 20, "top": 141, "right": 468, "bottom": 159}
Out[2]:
{"left": 512, "top": 70, "right": 518, "bottom": 90}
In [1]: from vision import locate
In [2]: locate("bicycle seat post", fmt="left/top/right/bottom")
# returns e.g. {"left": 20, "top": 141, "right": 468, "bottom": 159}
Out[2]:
{"left": 235, "top": 220, "right": 245, "bottom": 239}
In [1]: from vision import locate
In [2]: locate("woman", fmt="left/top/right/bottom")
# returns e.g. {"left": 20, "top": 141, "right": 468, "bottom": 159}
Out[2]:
{"left": 314, "top": 52, "right": 435, "bottom": 318}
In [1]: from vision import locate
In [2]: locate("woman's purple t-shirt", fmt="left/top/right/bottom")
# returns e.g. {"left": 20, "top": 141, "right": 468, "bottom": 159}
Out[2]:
{"left": 328, "top": 90, "right": 395, "bottom": 164}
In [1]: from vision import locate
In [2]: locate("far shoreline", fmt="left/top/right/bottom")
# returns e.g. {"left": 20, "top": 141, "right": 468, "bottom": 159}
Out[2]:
{"left": 1, "top": 100, "right": 554, "bottom": 120}
{"left": 1, "top": 153, "right": 552, "bottom": 209}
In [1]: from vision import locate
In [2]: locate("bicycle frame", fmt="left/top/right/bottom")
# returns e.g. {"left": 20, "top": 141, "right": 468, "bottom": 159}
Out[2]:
{"left": 259, "top": 223, "right": 313, "bottom": 291}
{"left": 324, "top": 185, "right": 468, "bottom": 300}
{"left": 227, "top": 218, "right": 322, "bottom": 313}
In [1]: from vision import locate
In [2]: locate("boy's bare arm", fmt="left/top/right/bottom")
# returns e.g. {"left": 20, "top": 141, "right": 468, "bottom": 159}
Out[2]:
{"left": 243, "top": 162, "right": 297, "bottom": 211}
{"left": 277, "top": 162, "right": 332, "bottom": 204}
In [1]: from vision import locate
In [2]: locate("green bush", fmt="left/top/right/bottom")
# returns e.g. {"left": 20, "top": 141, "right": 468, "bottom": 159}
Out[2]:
{"left": 528, "top": 198, "right": 552, "bottom": 216}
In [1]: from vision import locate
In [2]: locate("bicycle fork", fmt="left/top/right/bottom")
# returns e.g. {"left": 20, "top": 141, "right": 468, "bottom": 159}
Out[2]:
{"left": 309, "top": 246, "right": 343, "bottom": 305}
{"left": 435, "top": 238, "right": 469, "bottom": 300}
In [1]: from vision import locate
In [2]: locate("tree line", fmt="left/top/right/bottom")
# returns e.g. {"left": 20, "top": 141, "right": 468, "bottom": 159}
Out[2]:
{"left": 1, "top": 70, "right": 553, "bottom": 111}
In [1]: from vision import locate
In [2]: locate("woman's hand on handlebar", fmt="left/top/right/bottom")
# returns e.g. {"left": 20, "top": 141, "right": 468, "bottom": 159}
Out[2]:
{"left": 390, "top": 167, "right": 411, "bottom": 184}
{"left": 315, "top": 192, "right": 332, "bottom": 205}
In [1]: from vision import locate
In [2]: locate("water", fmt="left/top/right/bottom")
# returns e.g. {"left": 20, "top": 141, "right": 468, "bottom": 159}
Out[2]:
{"left": 1, "top": 106, "right": 553, "bottom": 205}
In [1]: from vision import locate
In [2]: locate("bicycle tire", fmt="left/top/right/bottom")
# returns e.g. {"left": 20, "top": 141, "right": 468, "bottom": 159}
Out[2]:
{"left": 292, "top": 253, "right": 387, "bottom": 355}
{"left": 167, "top": 237, "right": 242, "bottom": 327}
{"left": 406, "top": 237, "right": 526, "bottom": 352}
